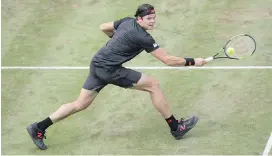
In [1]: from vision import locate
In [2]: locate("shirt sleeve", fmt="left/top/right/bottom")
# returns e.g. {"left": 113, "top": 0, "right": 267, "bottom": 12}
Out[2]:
{"left": 139, "top": 34, "right": 160, "bottom": 53}
{"left": 113, "top": 17, "right": 133, "bottom": 29}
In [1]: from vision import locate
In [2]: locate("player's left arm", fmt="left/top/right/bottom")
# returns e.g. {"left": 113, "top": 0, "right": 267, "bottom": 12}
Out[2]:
{"left": 139, "top": 35, "right": 206, "bottom": 66}
{"left": 151, "top": 48, "right": 206, "bottom": 66}
{"left": 139, "top": 35, "right": 183, "bottom": 66}
{"left": 151, "top": 48, "right": 186, "bottom": 66}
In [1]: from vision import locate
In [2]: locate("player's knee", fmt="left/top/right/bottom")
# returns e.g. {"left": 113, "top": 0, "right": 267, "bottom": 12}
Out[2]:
{"left": 73, "top": 101, "right": 89, "bottom": 112}
{"left": 136, "top": 75, "right": 161, "bottom": 92}
{"left": 149, "top": 79, "right": 161, "bottom": 92}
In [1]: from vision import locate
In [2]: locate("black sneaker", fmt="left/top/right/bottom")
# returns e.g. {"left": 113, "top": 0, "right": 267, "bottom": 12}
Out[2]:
{"left": 26, "top": 122, "right": 47, "bottom": 150}
{"left": 170, "top": 115, "right": 198, "bottom": 140}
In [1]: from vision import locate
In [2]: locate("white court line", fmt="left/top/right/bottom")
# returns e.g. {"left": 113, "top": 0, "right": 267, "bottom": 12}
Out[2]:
{"left": 263, "top": 133, "right": 272, "bottom": 156}
{"left": 1, "top": 66, "right": 272, "bottom": 70}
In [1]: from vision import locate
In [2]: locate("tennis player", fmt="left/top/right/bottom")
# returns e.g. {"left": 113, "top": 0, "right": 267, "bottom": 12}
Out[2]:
{"left": 27, "top": 3, "right": 207, "bottom": 150}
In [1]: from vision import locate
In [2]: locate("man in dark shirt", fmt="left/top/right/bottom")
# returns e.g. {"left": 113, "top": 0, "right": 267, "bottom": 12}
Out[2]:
{"left": 27, "top": 4, "right": 207, "bottom": 150}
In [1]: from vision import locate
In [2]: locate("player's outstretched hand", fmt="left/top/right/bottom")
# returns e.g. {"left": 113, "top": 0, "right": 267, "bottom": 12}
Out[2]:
{"left": 194, "top": 58, "right": 207, "bottom": 67}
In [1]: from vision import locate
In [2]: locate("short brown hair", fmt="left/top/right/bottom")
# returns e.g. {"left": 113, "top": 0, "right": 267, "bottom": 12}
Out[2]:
{"left": 134, "top": 4, "right": 155, "bottom": 17}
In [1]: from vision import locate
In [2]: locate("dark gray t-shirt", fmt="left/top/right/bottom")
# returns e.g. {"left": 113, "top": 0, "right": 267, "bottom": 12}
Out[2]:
{"left": 92, "top": 17, "right": 159, "bottom": 68}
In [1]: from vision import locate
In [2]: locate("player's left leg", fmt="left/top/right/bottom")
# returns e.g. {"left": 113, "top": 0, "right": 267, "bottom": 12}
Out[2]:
{"left": 108, "top": 66, "right": 198, "bottom": 139}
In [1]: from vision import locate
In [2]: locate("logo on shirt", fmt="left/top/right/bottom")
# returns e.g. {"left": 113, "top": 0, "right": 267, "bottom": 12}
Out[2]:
{"left": 153, "top": 43, "right": 158, "bottom": 48}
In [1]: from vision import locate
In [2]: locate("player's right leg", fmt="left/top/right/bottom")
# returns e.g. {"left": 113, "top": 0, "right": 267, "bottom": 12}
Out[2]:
{"left": 26, "top": 70, "right": 107, "bottom": 150}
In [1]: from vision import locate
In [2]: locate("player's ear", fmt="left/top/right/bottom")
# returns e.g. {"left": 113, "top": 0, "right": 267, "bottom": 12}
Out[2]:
{"left": 136, "top": 16, "right": 143, "bottom": 22}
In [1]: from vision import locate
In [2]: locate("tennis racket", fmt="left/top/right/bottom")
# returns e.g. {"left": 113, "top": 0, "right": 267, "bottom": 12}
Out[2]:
{"left": 205, "top": 34, "right": 256, "bottom": 62}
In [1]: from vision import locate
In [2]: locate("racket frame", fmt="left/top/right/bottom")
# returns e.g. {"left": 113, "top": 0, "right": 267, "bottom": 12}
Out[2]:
{"left": 205, "top": 34, "right": 256, "bottom": 62}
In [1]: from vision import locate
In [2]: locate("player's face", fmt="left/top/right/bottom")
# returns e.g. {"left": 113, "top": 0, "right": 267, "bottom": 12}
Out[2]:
{"left": 140, "top": 14, "right": 156, "bottom": 30}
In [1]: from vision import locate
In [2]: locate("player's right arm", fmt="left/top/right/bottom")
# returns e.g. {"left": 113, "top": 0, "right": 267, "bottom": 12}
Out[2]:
{"left": 99, "top": 17, "right": 132, "bottom": 38}
{"left": 151, "top": 48, "right": 206, "bottom": 67}
{"left": 99, "top": 22, "right": 115, "bottom": 38}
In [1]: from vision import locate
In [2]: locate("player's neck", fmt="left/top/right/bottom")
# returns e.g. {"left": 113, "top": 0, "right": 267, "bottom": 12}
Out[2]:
{"left": 136, "top": 20, "right": 147, "bottom": 31}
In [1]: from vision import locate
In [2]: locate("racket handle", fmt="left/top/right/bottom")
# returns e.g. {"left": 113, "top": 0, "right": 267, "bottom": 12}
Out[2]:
{"left": 204, "top": 57, "right": 214, "bottom": 62}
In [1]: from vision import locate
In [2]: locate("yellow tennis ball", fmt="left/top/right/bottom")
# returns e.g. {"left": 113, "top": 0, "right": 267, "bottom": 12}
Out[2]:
{"left": 227, "top": 47, "right": 235, "bottom": 55}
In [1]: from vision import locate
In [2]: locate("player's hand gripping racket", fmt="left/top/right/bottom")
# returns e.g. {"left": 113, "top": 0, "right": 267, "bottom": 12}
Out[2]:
{"left": 205, "top": 34, "right": 256, "bottom": 62}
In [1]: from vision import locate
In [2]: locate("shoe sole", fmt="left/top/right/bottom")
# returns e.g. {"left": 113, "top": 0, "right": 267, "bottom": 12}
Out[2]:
{"left": 175, "top": 116, "right": 199, "bottom": 140}
{"left": 26, "top": 126, "right": 47, "bottom": 150}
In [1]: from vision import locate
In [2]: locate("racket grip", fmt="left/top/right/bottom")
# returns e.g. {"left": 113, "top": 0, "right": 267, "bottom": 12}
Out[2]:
{"left": 204, "top": 57, "right": 214, "bottom": 62}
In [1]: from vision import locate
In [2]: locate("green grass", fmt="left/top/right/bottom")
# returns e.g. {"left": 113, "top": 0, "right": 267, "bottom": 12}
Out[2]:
{"left": 2, "top": 0, "right": 272, "bottom": 155}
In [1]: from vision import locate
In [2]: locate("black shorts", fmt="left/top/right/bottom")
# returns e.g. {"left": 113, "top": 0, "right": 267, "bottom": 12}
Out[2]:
{"left": 83, "top": 63, "right": 141, "bottom": 92}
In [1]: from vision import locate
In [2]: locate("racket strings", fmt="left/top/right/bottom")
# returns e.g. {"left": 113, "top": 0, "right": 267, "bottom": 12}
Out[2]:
{"left": 226, "top": 36, "right": 255, "bottom": 58}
